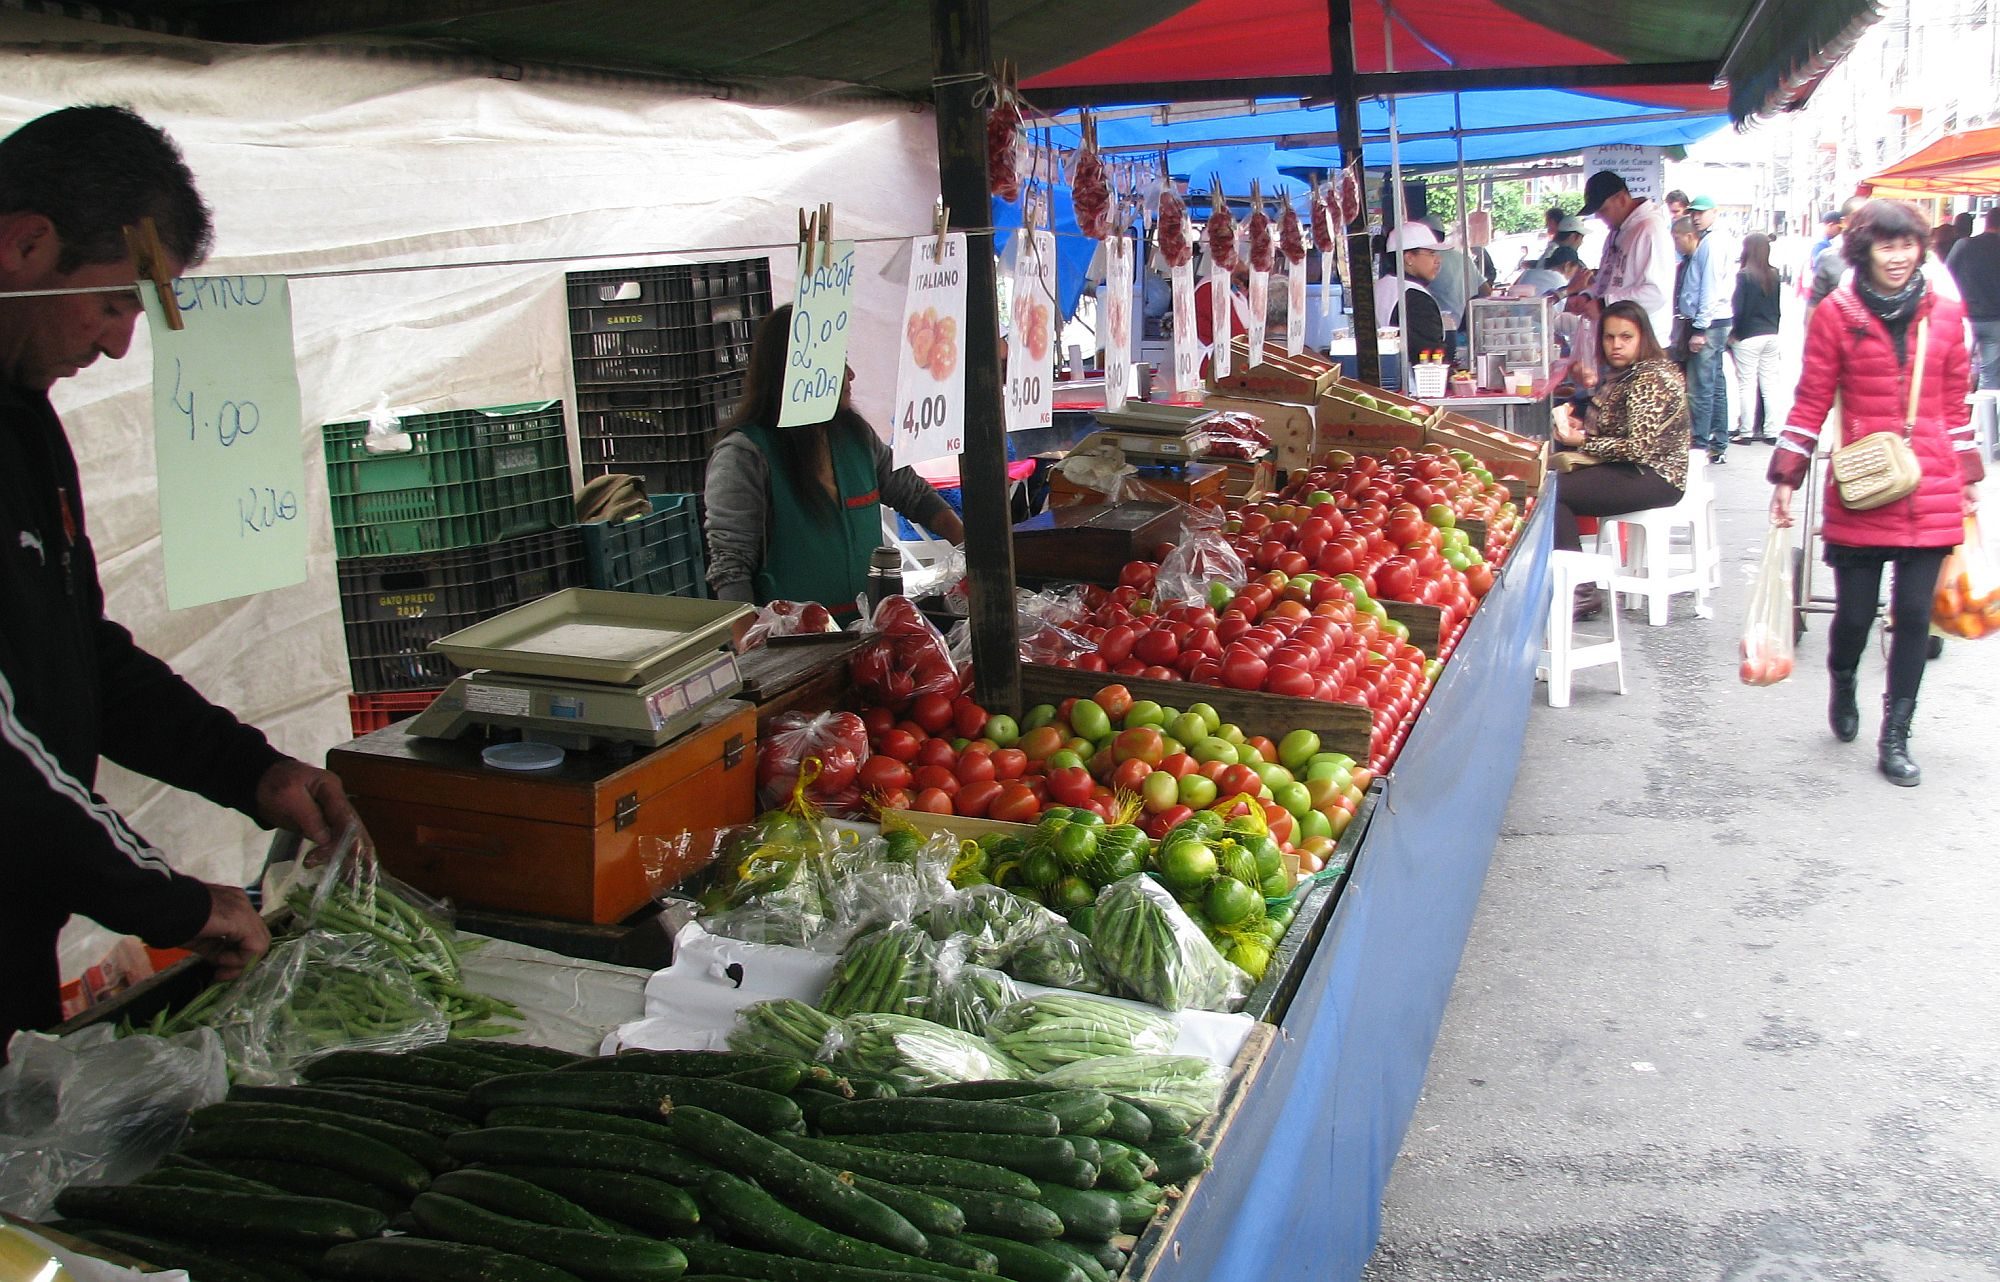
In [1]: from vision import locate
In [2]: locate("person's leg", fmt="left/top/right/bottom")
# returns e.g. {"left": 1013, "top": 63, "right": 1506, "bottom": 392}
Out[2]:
{"left": 1973, "top": 318, "right": 2000, "bottom": 391}
{"left": 1825, "top": 557, "right": 1883, "bottom": 683}
{"left": 1731, "top": 337, "right": 1760, "bottom": 442}
{"left": 1876, "top": 547, "right": 1948, "bottom": 784}
{"left": 1754, "top": 335, "right": 1788, "bottom": 438}
{"left": 1552, "top": 465, "right": 1677, "bottom": 616}
{"left": 1688, "top": 327, "right": 1728, "bottom": 457}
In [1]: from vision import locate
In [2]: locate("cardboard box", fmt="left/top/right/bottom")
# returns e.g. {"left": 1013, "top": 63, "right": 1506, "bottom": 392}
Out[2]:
{"left": 1203, "top": 392, "right": 1317, "bottom": 473}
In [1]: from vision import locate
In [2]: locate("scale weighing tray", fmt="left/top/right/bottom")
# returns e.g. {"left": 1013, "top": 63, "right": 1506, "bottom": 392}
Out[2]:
{"left": 1078, "top": 405, "right": 1219, "bottom": 462}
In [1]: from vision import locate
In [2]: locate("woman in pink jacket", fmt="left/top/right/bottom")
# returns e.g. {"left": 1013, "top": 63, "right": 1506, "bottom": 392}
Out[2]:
{"left": 1770, "top": 200, "right": 1983, "bottom": 787}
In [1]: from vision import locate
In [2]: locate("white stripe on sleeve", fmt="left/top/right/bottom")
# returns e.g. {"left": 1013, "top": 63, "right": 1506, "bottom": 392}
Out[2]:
{"left": 0, "top": 668, "right": 171, "bottom": 872}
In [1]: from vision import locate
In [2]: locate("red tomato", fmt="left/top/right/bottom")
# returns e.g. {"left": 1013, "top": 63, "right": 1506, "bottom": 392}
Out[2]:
{"left": 1154, "top": 804, "right": 1196, "bottom": 832}
{"left": 1465, "top": 563, "right": 1495, "bottom": 597}
{"left": 1216, "top": 612, "right": 1252, "bottom": 644}
{"left": 1244, "top": 736, "right": 1278, "bottom": 762}
{"left": 1078, "top": 653, "right": 1110, "bottom": 672}
{"left": 1220, "top": 646, "right": 1270, "bottom": 691}
{"left": 910, "top": 692, "right": 956, "bottom": 735}
{"left": 912, "top": 764, "right": 960, "bottom": 796}
{"left": 912, "top": 787, "right": 954, "bottom": 815}
{"left": 857, "top": 754, "right": 913, "bottom": 793}
{"left": 989, "top": 783, "right": 1041, "bottom": 823}
{"left": 878, "top": 729, "right": 921, "bottom": 763}
{"left": 1140, "top": 665, "right": 1179, "bottom": 681}
{"left": 955, "top": 780, "right": 1004, "bottom": 818}
{"left": 951, "top": 699, "right": 989, "bottom": 739}
{"left": 1158, "top": 752, "right": 1198, "bottom": 779}
{"left": 1111, "top": 757, "right": 1154, "bottom": 793}
{"left": 860, "top": 706, "right": 896, "bottom": 737}
{"left": 1133, "top": 628, "right": 1180, "bottom": 666}
{"left": 1046, "top": 765, "right": 1096, "bottom": 806}
{"left": 1019, "top": 725, "right": 1066, "bottom": 761}
{"left": 916, "top": 738, "right": 958, "bottom": 770}
{"left": 1217, "top": 763, "right": 1263, "bottom": 799}
{"left": 1118, "top": 561, "right": 1158, "bottom": 593}
{"left": 1093, "top": 684, "right": 1136, "bottom": 721}
{"left": 814, "top": 744, "right": 860, "bottom": 792}
{"left": 1111, "top": 658, "right": 1148, "bottom": 676}
{"left": 956, "top": 751, "right": 996, "bottom": 784}
{"left": 1098, "top": 623, "right": 1140, "bottom": 665}
{"left": 990, "top": 748, "right": 1029, "bottom": 780}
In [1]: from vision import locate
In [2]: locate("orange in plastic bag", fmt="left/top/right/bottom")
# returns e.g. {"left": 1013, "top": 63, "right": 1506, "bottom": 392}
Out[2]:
{"left": 1739, "top": 525, "right": 1796, "bottom": 685}
{"left": 1933, "top": 515, "right": 2000, "bottom": 641}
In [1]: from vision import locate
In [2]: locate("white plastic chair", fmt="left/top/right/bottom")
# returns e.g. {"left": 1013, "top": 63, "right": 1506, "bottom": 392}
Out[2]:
{"left": 1537, "top": 549, "right": 1626, "bottom": 707}
{"left": 1594, "top": 451, "right": 1718, "bottom": 626}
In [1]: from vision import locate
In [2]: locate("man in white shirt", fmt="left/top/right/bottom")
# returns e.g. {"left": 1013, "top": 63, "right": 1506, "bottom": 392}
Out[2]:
{"left": 1372, "top": 223, "right": 1447, "bottom": 361}
{"left": 1580, "top": 170, "right": 1676, "bottom": 351}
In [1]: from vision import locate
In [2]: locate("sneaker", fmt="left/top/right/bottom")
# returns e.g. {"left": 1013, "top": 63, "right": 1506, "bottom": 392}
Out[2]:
{"left": 1729, "top": 435, "right": 1756, "bottom": 445}
{"left": 1708, "top": 448, "right": 1725, "bottom": 464}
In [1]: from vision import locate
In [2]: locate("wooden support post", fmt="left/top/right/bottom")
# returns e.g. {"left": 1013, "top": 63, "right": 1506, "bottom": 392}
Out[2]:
{"left": 1325, "top": 0, "right": 1378, "bottom": 385}
{"left": 929, "top": 0, "right": 1021, "bottom": 714}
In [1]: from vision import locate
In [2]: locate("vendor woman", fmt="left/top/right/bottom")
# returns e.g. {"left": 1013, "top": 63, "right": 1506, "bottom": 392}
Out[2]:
{"left": 705, "top": 305, "right": 965, "bottom": 615}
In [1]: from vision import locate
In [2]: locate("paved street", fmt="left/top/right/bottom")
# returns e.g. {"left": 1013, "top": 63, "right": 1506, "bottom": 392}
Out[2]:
{"left": 1362, "top": 450, "right": 2000, "bottom": 1281}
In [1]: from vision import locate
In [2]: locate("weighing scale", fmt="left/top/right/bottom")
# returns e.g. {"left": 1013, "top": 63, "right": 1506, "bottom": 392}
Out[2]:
{"left": 1075, "top": 403, "right": 1220, "bottom": 463}
{"left": 407, "top": 588, "right": 753, "bottom": 753}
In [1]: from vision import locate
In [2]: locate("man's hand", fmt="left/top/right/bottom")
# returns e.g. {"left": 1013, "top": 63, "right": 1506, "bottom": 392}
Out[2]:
{"left": 185, "top": 883, "right": 270, "bottom": 980}
{"left": 1687, "top": 331, "right": 1707, "bottom": 353}
{"left": 255, "top": 758, "right": 358, "bottom": 848}
{"left": 1771, "top": 484, "right": 1795, "bottom": 529}
{"left": 1967, "top": 484, "right": 1981, "bottom": 517}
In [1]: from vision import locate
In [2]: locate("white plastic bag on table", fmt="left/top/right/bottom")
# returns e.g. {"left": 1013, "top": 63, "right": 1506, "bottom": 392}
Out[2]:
{"left": 1739, "top": 525, "right": 1796, "bottom": 686}
{"left": 1088, "top": 874, "right": 1248, "bottom": 1012}
{"left": 0, "top": 1025, "right": 226, "bottom": 1218}
{"left": 1153, "top": 506, "right": 1248, "bottom": 606}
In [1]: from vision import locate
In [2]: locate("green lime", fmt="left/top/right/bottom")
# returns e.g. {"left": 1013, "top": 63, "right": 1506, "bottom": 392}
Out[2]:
{"left": 1203, "top": 877, "right": 1262, "bottom": 927}
{"left": 1158, "top": 836, "right": 1219, "bottom": 892}
{"left": 1054, "top": 824, "right": 1100, "bottom": 866}
{"left": 1068, "top": 809, "right": 1105, "bottom": 828}
{"left": 1022, "top": 850, "right": 1063, "bottom": 888}
{"left": 1052, "top": 876, "right": 1097, "bottom": 909}
{"left": 1228, "top": 938, "right": 1273, "bottom": 980}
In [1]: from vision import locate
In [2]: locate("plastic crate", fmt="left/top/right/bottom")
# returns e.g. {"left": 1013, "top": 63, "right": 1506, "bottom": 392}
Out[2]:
{"left": 324, "top": 401, "right": 574, "bottom": 557}
{"left": 575, "top": 375, "right": 744, "bottom": 468}
{"left": 567, "top": 258, "right": 773, "bottom": 386}
{"left": 581, "top": 494, "right": 707, "bottom": 597}
{"left": 338, "top": 526, "right": 586, "bottom": 692}
{"left": 348, "top": 690, "right": 443, "bottom": 736}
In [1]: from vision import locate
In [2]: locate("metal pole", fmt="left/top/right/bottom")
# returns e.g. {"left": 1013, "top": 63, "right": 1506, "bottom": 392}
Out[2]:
{"left": 929, "top": 0, "right": 1019, "bottom": 714}
{"left": 1385, "top": 6, "right": 1409, "bottom": 377}
{"left": 1326, "top": 0, "right": 1379, "bottom": 384}
{"left": 1453, "top": 93, "right": 1473, "bottom": 355}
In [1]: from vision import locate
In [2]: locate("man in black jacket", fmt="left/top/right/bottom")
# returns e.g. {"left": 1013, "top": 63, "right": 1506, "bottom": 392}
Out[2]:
{"left": 1, "top": 105, "right": 356, "bottom": 1049}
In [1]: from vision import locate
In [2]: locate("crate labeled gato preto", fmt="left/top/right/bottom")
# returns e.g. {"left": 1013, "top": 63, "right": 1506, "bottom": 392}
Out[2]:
{"left": 323, "top": 401, "right": 574, "bottom": 558}
{"left": 567, "top": 258, "right": 774, "bottom": 386}
{"left": 338, "top": 526, "right": 586, "bottom": 693}
{"left": 581, "top": 493, "right": 707, "bottom": 598}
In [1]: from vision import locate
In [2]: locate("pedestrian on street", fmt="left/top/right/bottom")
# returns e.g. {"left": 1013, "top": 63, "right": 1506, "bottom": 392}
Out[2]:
{"left": 1728, "top": 232, "right": 1785, "bottom": 445}
{"left": 1677, "top": 196, "right": 1735, "bottom": 462}
{"left": 1768, "top": 200, "right": 1983, "bottom": 788}
{"left": 1945, "top": 207, "right": 2000, "bottom": 389}
{"left": 1808, "top": 196, "right": 1868, "bottom": 320}
{"left": 1581, "top": 169, "right": 1677, "bottom": 356}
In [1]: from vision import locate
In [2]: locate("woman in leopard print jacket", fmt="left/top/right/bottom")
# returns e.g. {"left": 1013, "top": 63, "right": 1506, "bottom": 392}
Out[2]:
{"left": 1551, "top": 300, "right": 1692, "bottom": 617}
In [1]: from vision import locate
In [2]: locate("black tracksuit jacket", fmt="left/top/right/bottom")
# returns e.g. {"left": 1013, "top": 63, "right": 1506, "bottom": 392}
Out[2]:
{"left": 2, "top": 380, "right": 283, "bottom": 1046}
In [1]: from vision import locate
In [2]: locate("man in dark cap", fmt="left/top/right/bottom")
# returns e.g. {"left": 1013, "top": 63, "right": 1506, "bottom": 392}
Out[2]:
{"left": 1582, "top": 169, "right": 1675, "bottom": 350}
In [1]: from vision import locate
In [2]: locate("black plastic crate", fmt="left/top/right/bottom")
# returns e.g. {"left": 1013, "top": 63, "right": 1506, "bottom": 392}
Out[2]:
{"left": 338, "top": 526, "right": 585, "bottom": 693}
{"left": 567, "top": 258, "right": 773, "bottom": 386}
{"left": 582, "top": 494, "right": 706, "bottom": 597}
{"left": 575, "top": 375, "right": 744, "bottom": 469}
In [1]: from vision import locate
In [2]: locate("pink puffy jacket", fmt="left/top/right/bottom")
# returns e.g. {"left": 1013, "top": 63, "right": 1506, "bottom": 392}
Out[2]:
{"left": 1770, "top": 283, "right": 1982, "bottom": 548}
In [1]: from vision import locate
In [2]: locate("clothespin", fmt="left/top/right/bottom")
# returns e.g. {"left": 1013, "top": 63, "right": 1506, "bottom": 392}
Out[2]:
{"left": 124, "top": 216, "right": 183, "bottom": 331}
{"left": 798, "top": 208, "right": 815, "bottom": 275}
{"left": 933, "top": 202, "right": 951, "bottom": 259}
{"left": 819, "top": 203, "right": 834, "bottom": 265}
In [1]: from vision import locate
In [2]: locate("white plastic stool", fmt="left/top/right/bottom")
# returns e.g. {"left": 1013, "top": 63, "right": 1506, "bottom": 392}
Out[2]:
{"left": 1595, "top": 455, "right": 1717, "bottom": 625}
{"left": 1537, "top": 550, "right": 1626, "bottom": 708}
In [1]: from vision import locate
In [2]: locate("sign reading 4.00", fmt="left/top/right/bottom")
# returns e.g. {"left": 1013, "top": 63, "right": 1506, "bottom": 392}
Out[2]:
{"left": 892, "top": 231, "right": 969, "bottom": 465}
{"left": 779, "top": 240, "right": 858, "bottom": 427}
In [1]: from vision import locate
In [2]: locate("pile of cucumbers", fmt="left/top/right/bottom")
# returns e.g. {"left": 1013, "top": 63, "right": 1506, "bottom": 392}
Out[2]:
{"left": 44, "top": 1040, "right": 1216, "bottom": 1282}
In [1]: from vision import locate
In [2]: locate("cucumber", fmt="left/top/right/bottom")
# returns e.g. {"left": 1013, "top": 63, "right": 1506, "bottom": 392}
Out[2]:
{"left": 304, "top": 1051, "right": 493, "bottom": 1093}
{"left": 54, "top": 1185, "right": 386, "bottom": 1248}
{"left": 563, "top": 1051, "right": 799, "bottom": 1078}
{"left": 1100, "top": 1099, "right": 1152, "bottom": 1146}
{"left": 1111, "top": 1184, "right": 1164, "bottom": 1234}
{"left": 1089, "top": 1139, "right": 1156, "bottom": 1180}
{"left": 189, "top": 1101, "right": 456, "bottom": 1172}
{"left": 411, "top": 1192, "right": 689, "bottom": 1281}
{"left": 471, "top": 1072, "right": 802, "bottom": 1134}
{"left": 473, "top": 1043, "right": 591, "bottom": 1072}
{"left": 446, "top": 1126, "right": 711, "bottom": 1186}
{"left": 815, "top": 1099, "right": 1061, "bottom": 1139}
{"left": 1066, "top": 1139, "right": 1101, "bottom": 1167}
{"left": 691, "top": 1171, "right": 989, "bottom": 1282}
{"left": 228, "top": 1083, "right": 477, "bottom": 1137}
{"left": 772, "top": 1136, "right": 1040, "bottom": 1198}
{"left": 321, "top": 1078, "right": 484, "bottom": 1119}
{"left": 131, "top": 1165, "right": 279, "bottom": 1195}
{"left": 483, "top": 1104, "right": 681, "bottom": 1143}
{"left": 322, "top": 1237, "right": 585, "bottom": 1282}
{"left": 716, "top": 1062, "right": 808, "bottom": 1093}
{"left": 836, "top": 1135, "right": 1080, "bottom": 1183}
{"left": 59, "top": 1227, "right": 285, "bottom": 1282}
{"left": 912, "top": 1187, "right": 1061, "bottom": 1242}
{"left": 791, "top": 1086, "right": 853, "bottom": 1128}
{"left": 1088, "top": 1157, "right": 1143, "bottom": 1193}
{"left": 955, "top": 1235, "right": 1087, "bottom": 1282}
{"left": 1042, "top": 1160, "right": 1100, "bottom": 1192}
{"left": 670, "top": 1241, "right": 938, "bottom": 1282}
{"left": 1082, "top": 1241, "right": 1125, "bottom": 1274}
{"left": 1139, "top": 1137, "right": 1209, "bottom": 1184}
{"left": 1114, "top": 1096, "right": 1188, "bottom": 1138}
{"left": 661, "top": 1106, "right": 928, "bottom": 1255}
{"left": 845, "top": 1173, "right": 966, "bottom": 1238}
{"left": 485, "top": 1166, "right": 701, "bottom": 1236}
{"left": 916, "top": 1081, "right": 1051, "bottom": 1101}
{"left": 179, "top": 1117, "right": 430, "bottom": 1194}
{"left": 1024, "top": 1240, "right": 1109, "bottom": 1282}
{"left": 428, "top": 1169, "right": 613, "bottom": 1232}
{"left": 1022, "top": 1093, "right": 1112, "bottom": 1134}
{"left": 414, "top": 1044, "right": 544, "bottom": 1078}
{"left": 920, "top": 1236, "right": 1000, "bottom": 1274}
{"left": 188, "top": 1156, "right": 406, "bottom": 1216}
{"left": 833, "top": 1073, "right": 903, "bottom": 1101}
{"left": 1026, "top": 1184, "right": 1118, "bottom": 1241}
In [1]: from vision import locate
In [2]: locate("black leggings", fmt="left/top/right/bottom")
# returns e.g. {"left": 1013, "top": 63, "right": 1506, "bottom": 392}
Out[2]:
{"left": 1827, "top": 546, "right": 1951, "bottom": 702}
{"left": 1553, "top": 463, "right": 1684, "bottom": 551}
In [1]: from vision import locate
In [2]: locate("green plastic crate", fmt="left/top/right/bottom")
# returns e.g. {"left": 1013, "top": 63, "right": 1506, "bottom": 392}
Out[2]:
{"left": 580, "top": 493, "right": 707, "bottom": 597}
{"left": 324, "top": 401, "right": 575, "bottom": 557}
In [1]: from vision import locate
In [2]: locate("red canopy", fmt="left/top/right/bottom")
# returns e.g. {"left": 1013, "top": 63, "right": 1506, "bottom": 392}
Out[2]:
{"left": 1863, "top": 127, "right": 2000, "bottom": 198}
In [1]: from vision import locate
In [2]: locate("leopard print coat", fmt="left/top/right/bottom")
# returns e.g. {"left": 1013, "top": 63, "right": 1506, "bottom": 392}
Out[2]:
{"left": 1584, "top": 357, "right": 1690, "bottom": 489}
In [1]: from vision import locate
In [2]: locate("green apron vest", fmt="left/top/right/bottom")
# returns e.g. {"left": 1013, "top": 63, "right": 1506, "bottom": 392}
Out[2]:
{"left": 737, "top": 422, "right": 882, "bottom": 617}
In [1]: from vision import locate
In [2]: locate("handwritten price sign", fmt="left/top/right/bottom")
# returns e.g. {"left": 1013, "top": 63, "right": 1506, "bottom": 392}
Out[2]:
{"left": 1005, "top": 229, "right": 1056, "bottom": 432}
{"left": 1170, "top": 262, "right": 1199, "bottom": 393}
{"left": 1103, "top": 235, "right": 1133, "bottom": 412}
{"left": 778, "top": 240, "right": 857, "bottom": 428}
{"left": 891, "top": 232, "right": 968, "bottom": 466}
{"left": 144, "top": 276, "right": 307, "bottom": 610}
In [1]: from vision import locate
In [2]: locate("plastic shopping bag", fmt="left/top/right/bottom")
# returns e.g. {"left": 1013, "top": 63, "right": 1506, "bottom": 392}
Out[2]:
{"left": 1739, "top": 524, "right": 1796, "bottom": 685}
{"left": 1933, "top": 515, "right": 2000, "bottom": 640}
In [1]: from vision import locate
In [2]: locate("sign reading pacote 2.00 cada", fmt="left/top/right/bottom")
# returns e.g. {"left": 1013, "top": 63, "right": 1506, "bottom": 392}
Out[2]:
{"left": 779, "top": 241, "right": 857, "bottom": 428}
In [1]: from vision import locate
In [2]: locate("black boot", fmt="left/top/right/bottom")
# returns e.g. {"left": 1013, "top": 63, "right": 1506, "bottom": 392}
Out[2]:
{"left": 1828, "top": 668, "right": 1859, "bottom": 742}
{"left": 1572, "top": 584, "right": 1603, "bottom": 621}
{"left": 1878, "top": 696, "right": 1920, "bottom": 787}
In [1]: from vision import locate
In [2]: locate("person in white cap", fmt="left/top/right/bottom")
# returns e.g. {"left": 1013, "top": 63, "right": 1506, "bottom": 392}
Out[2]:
{"left": 1373, "top": 222, "right": 1447, "bottom": 361}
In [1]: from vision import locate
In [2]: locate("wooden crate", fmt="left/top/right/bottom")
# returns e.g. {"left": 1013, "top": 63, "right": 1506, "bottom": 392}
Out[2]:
{"left": 1203, "top": 392, "right": 1316, "bottom": 473}
{"left": 884, "top": 809, "right": 1035, "bottom": 843}
{"left": 1430, "top": 410, "right": 1549, "bottom": 489}
{"left": 1210, "top": 455, "right": 1277, "bottom": 502}
{"left": 1316, "top": 383, "right": 1440, "bottom": 451}
{"left": 1208, "top": 339, "right": 1342, "bottom": 401}
{"left": 1013, "top": 501, "right": 1186, "bottom": 585}
{"left": 1018, "top": 662, "right": 1371, "bottom": 762}
{"left": 1379, "top": 597, "right": 1445, "bottom": 653}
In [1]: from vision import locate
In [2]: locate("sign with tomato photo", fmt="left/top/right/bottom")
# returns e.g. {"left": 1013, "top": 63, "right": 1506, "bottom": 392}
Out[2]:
{"left": 1209, "top": 259, "right": 1233, "bottom": 379}
{"left": 891, "top": 231, "right": 969, "bottom": 466}
{"left": 1170, "top": 261, "right": 1199, "bottom": 393}
{"left": 1103, "top": 234, "right": 1133, "bottom": 413}
{"left": 1005, "top": 227, "right": 1057, "bottom": 432}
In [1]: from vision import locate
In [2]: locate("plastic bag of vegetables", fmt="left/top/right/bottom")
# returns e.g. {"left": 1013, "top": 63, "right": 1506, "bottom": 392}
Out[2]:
{"left": 924, "top": 938, "right": 1021, "bottom": 1035}
{"left": 986, "top": 993, "right": 1178, "bottom": 1074}
{"left": 728, "top": 998, "right": 840, "bottom": 1061}
{"left": 1088, "top": 874, "right": 1248, "bottom": 1012}
{"left": 819, "top": 926, "right": 1019, "bottom": 1035}
{"left": 1037, "top": 1053, "right": 1227, "bottom": 1131}
{"left": 822, "top": 1012, "right": 1020, "bottom": 1090}
{"left": 696, "top": 810, "right": 839, "bottom": 946}
{"left": 922, "top": 884, "right": 1065, "bottom": 967}
{"left": 816, "top": 824, "right": 959, "bottom": 952}
{"left": 1001, "top": 920, "right": 1112, "bottom": 994}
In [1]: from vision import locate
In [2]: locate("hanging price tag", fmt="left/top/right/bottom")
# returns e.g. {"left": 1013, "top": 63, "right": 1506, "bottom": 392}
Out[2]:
{"left": 1209, "top": 262, "right": 1232, "bottom": 379}
{"left": 891, "top": 232, "right": 968, "bottom": 465}
{"left": 1286, "top": 259, "right": 1307, "bottom": 356}
{"left": 1320, "top": 249, "right": 1335, "bottom": 319}
{"left": 1247, "top": 270, "right": 1270, "bottom": 369}
{"left": 1170, "top": 261, "right": 1199, "bottom": 393}
{"left": 1103, "top": 235, "right": 1133, "bottom": 412}
{"left": 1005, "top": 228, "right": 1057, "bottom": 432}
{"left": 779, "top": 240, "right": 857, "bottom": 427}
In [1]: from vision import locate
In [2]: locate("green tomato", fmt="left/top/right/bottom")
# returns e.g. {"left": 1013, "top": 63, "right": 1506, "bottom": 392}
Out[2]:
{"left": 1309, "top": 751, "right": 1357, "bottom": 770}
{"left": 1306, "top": 761, "right": 1353, "bottom": 791}
{"left": 1161, "top": 736, "right": 1185, "bottom": 758}
{"left": 1217, "top": 723, "right": 1246, "bottom": 747}
{"left": 1069, "top": 699, "right": 1113, "bottom": 742}
{"left": 1124, "top": 700, "right": 1166, "bottom": 729}
{"left": 1157, "top": 707, "right": 1181, "bottom": 727}
{"left": 1424, "top": 660, "right": 1443, "bottom": 683}
{"left": 1191, "top": 736, "right": 1239, "bottom": 765}
{"left": 1177, "top": 773, "right": 1219, "bottom": 808}
{"left": 1271, "top": 781, "right": 1312, "bottom": 819}
{"left": 1024, "top": 703, "right": 1059, "bottom": 731}
{"left": 1238, "top": 745, "right": 1264, "bottom": 768}
{"left": 1277, "top": 729, "right": 1321, "bottom": 771}
{"left": 1169, "top": 712, "right": 1210, "bottom": 746}
{"left": 1187, "top": 702, "right": 1223, "bottom": 734}
{"left": 1047, "top": 749, "right": 1085, "bottom": 771}
{"left": 951, "top": 737, "right": 971, "bottom": 752}
{"left": 1141, "top": 770, "right": 1181, "bottom": 813}
{"left": 1255, "top": 762, "right": 1295, "bottom": 793}
{"left": 1066, "top": 736, "right": 1096, "bottom": 758}
{"left": 1298, "top": 808, "right": 1333, "bottom": 841}
{"left": 982, "top": 714, "right": 1020, "bottom": 747}
{"left": 1382, "top": 619, "right": 1411, "bottom": 644}
{"left": 1206, "top": 581, "right": 1234, "bottom": 610}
